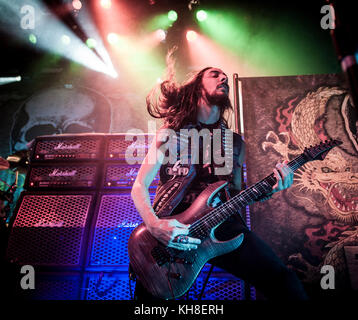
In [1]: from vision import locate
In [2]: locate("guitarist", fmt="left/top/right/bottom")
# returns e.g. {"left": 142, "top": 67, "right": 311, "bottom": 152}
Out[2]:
{"left": 131, "top": 53, "right": 307, "bottom": 300}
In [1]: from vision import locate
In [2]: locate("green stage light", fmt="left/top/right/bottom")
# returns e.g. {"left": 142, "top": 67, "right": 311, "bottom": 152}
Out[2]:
{"left": 196, "top": 10, "right": 207, "bottom": 22}
{"left": 168, "top": 10, "right": 178, "bottom": 22}
{"left": 29, "top": 33, "right": 37, "bottom": 44}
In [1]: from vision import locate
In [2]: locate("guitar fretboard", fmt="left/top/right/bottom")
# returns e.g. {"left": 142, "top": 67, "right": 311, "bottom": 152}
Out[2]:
{"left": 188, "top": 154, "right": 308, "bottom": 238}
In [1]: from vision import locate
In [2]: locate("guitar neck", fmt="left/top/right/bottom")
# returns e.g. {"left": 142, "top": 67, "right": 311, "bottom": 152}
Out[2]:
{"left": 233, "top": 154, "right": 308, "bottom": 208}
{"left": 189, "top": 153, "right": 308, "bottom": 237}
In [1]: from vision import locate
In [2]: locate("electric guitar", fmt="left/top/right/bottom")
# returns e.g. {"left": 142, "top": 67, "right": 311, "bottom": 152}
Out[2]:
{"left": 128, "top": 139, "right": 342, "bottom": 299}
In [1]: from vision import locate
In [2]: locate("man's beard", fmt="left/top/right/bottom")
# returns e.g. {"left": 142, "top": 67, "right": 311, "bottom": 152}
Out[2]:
{"left": 203, "top": 87, "right": 231, "bottom": 110}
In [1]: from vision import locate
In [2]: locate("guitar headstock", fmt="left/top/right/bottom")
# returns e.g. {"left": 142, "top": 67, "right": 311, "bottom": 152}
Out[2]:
{"left": 304, "top": 139, "right": 342, "bottom": 161}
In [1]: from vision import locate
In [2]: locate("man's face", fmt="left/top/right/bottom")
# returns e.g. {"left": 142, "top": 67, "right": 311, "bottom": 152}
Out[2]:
{"left": 200, "top": 68, "right": 229, "bottom": 107}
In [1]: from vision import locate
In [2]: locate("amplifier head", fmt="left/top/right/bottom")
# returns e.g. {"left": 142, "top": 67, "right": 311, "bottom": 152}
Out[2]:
{"left": 103, "top": 163, "right": 159, "bottom": 189}
{"left": 25, "top": 163, "right": 101, "bottom": 190}
{"left": 105, "top": 133, "right": 154, "bottom": 162}
{"left": 30, "top": 134, "right": 105, "bottom": 162}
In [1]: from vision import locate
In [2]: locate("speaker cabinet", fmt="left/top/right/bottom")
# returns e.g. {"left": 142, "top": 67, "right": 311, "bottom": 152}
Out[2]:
{"left": 6, "top": 192, "right": 96, "bottom": 268}
{"left": 88, "top": 192, "right": 155, "bottom": 268}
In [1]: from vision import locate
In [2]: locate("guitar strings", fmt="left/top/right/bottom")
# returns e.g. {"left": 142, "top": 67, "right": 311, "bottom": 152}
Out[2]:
{"left": 188, "top": 156, "right": 306, "bottom": 237}
{"left": 189, "top": 157, "right": 306, "bottom": 236}
{"left": 186, "top": 137, "right": 334, "bottom": 237}
{"left": 190, "top": 157, "right": 305, "bottom": 235}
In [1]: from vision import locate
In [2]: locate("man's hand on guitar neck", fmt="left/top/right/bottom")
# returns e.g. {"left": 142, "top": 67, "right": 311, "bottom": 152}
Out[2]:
{"left": 271, "top": 160, "right": 294, "bottom": 194}
{"left": 148, "top": 218, "right": 201, "bottom": 251}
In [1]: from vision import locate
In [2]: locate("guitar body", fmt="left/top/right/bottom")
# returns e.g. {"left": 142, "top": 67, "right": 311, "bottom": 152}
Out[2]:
{"left": 128, "top": 180, "right": 244, "bottom": 299}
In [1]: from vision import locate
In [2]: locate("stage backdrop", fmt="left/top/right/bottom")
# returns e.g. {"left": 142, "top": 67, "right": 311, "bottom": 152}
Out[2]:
{"left": 241, "top": 73, "right": 358, "bottom": 296}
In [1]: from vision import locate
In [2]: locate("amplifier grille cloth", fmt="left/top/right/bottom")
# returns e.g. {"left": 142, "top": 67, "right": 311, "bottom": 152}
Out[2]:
{"left": 90, "top": 193, "right": 154, "bottom": 266}
{"left": 7, "top": 194, "right": 93, "bottom": 266}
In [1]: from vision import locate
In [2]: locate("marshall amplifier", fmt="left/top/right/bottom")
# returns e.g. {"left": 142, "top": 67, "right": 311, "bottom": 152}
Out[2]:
{"left": 87, "top": 192, "right": 155, "bottom": 268}
{"left": 103, "top": 163, "right": 159, "bottom": 189}
{"left": 30, "top": 134, "right": 105, "bottom": 162}
{"left": 105, "top": 133, "right": 154, "bottom": 162}
{"left": 25, "top": 163, "right": 101, "bottom": 190}
{"left": 6, "top": 191, "right": 96, "bottom": 268}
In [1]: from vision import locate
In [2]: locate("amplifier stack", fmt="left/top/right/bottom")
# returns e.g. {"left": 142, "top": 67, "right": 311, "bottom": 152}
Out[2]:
{"left": 6, "top": 133, "right": 157, "bottom": 272}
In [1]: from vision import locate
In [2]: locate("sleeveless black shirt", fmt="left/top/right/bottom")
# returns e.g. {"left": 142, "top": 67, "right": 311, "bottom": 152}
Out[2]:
{"left": 171, "top": 119, "right": 236, "bottom": 215}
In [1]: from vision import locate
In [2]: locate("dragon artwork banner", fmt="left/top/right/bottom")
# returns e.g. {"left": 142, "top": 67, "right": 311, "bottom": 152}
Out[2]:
{"left": 241, "top": 73, "right": 358, "bottom": 298}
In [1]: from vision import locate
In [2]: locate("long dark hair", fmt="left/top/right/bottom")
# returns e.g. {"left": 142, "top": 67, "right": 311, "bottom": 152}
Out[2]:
{"left": 146, "top": 48, "right": 232, "bottom": 131}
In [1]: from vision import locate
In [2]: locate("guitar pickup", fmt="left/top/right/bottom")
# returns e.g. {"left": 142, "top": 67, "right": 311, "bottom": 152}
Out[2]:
{"left": 151, "top": 246, "right": 170, "bottom": 266}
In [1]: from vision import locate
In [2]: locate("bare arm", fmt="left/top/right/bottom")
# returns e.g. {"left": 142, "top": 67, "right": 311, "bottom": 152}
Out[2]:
{"left": 131, "top": 128, "right": 200, "bottom": 250}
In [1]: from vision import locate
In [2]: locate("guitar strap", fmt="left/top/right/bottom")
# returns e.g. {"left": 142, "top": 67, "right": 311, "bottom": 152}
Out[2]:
{"left": 152, "top": 123, "right": 197, "bottom": 217}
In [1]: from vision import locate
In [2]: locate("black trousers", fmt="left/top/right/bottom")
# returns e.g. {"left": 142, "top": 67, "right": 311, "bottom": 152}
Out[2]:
{"left": 134, "top": 216, "right": 308, "bottom": 300}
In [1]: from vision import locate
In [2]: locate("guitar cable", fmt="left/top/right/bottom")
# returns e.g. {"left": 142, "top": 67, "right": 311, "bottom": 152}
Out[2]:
{"left": 128, "top": 265, "right": 136, "bottom": 300}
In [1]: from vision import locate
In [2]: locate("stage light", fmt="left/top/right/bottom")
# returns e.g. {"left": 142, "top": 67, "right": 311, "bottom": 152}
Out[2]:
{"left": 61, "top": 35, "right": 71, "bottom": 45}
{"left": 100, "top": 0, "right": 111, "bottom": 9}
{"left": 107, "top": 69, "right": 118, "bottom": 78}
{"left": 186, "top": 30, "right": 198, "bottom": 42}
{"left": 168, "top": 10, "right": 178, "bottom": 22}
{"left": 86, "top": 38, "right": 97, "bottom": 48}
{"left": 196, "top": 10, "right": 207, "bottom": 22}
{"left": 107, "top": 33, "right": 119, "bottom": 45}
{"left": 72, "top": 0, "right": 82, "bottom": 10}
{"left": 0, "top": 76, "right": 21, "bottom": 85}
{"left": 155, "top": 29, "right": 166, "bottom": 42}
{"left": 0, "top": 1, "right": 118, "bottom": 79}
{"left": 29, "top": 33, "right": 37, "bottom": 44}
